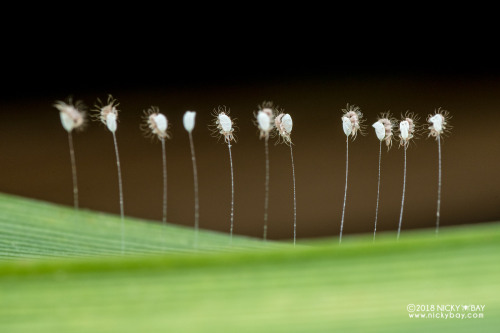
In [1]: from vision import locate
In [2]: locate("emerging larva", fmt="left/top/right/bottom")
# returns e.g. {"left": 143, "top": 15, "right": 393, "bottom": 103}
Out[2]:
{"left": 275, "top": 113, "right": 293, "bottom": 145}
{"left": 342, "top": 104, "right": 365, "bottom": 139}
{"left": 211, "top": 106, "right": 235, "bottom": 144}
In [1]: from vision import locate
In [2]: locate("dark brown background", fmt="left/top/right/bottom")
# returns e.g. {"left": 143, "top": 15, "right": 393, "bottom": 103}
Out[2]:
{"left": 1, "top": 77, "right": 499, "bottom": 240}
{"left": 1, "top": 25, "right": 499, "bottom": 240}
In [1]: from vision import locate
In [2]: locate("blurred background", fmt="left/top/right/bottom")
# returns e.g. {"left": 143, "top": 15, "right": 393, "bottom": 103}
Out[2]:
{"left": 0, "top": 26, "right": 499, "bottom": 240}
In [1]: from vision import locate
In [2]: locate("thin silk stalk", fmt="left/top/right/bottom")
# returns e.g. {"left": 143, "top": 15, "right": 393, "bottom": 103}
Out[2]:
{"left": 228, "top": 142, "right": 234, "bottom": 244}
{"left": 189, "top": 132, "right": 200, "bottom": 247}
{"left": 290, "top": 144, "right": 297, "bottom": 247}
{"left": 340, "top": 139, "right": 349, "bottom": 244}
{"left": 112, "top": 132, "right": 125, "bottom": 253}
{"left": 263, "top": 136, "right": 270, "bottom": 241}
{"left": 397, "top": 145, "right": 407, "bottom": 240}
{"left": 161, "top": 138, "right": 167, "bottom": 248}
{"left": 435, "top": 135, "right": 442, "bottom": 236}
{"left": 67, "top": 131, "right": 79, "bottom": 210}
{"left": 373, "top": 141, "right": 382, "bottom": 241}
{"left": 161, "top": 138, "right": 167, "bottom": 225}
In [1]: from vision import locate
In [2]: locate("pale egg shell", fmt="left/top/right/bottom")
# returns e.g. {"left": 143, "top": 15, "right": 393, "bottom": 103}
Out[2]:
{"left": 183, "top": 111, "right": 196, "bottom": 132}
{"left": 218, "top": 114, "right": 232, "bottom": 132}
{"left": 60, "top": 111, "right": 74, "bottom": 132}
{"left": 282, "top": 114, "right": 293, "bottom": 133}
{"left": 430, "top": 114, "right": 443, "bottom": 133}
{"left": 257, "top": 111, "right": 271, "bottom": 131}
{"left": 106, "top": 113, "right": 117, "bottom": 133}
{"left": 342, "top": 116, "right": 352, "bottom": 136}
{"left": 372, "top": 121, "right": 385, "bottom": 141}
{"left": 154, "top": 113, "right": 168, "bottom": 132}
{"left": 400, "top": 120, "right": 409, "bottom": 140}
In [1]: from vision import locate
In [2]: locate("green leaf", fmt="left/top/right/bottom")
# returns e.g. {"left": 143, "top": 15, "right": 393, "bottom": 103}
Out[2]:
{"left": 0, "top": 193, "right": 498, "bottom": 332}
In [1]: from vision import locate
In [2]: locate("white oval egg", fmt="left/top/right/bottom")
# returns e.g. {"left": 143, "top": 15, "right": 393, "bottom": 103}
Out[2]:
{"left": 106, "top": 112, "right": 117, "bottom": 133}
{"left": 218, "top": 113, "right": 232, "bottom": 132}
{"left": 342, "top": 116, "right": 352, "bottom": 136}
{"left": 60, "top": 111, "right": 74, "bottom": 132}
{"left": 400, "top": 120, "right": 409, "bottom": 140}
{"left": 372, "top": 121, "right": 385, "bottom": 141}
{"left": 154, "top": 113, "right": 168, "bottom": 132}
{"left": 257, "top": 111, "right": 271, "bottom": 131}
{"left": 282, "top": 114, "right": 293, "bottom": 133}
{"left": 183, "top": 111, "right": 196, "bottom": 132}
{"left": 430, "top": 114, "right": 443, "bottom": 133}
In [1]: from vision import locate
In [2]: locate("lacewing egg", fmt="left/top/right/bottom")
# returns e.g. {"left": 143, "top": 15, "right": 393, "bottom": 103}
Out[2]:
{"left": 257, "top": 111, "right": 271, "bottom": 132}
{"left": 372, "top": 121, "right": 385, "bottom": 141}
{"left": 183, "top": 111, "right": 196, "bottom": 132}
{"left": 342, "top": 116, "right": 352, "bottom": 136}
{"left": 153, "top": 113, "right": 168, "bottom": 133}
{"left": 429, "top": 114, "right": 443, "bottom": 133}
{"left": 400, "top": 120, "right": 409, "bottom": 140}
{"left": 218, "top": 113, "right": 232, "bottom": 132}
{"left": 60, "top": 111, "right": 74, "bottom": 132}
{"left": 282, "top": 114, "right": 293, "bottom": 133}
{"left": 106, "top": 113, "right": 117, "bottom": 133}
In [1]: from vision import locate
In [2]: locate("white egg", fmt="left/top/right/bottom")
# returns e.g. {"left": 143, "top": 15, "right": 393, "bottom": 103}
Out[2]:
{"left": 154, "top": 113, "right": 168, "bottom": 132}
{"left": 400, "top": 120, "right": 409, "bottom": 140}
{"left": 60, "top": 111, "right": 74, "bottom": 132}
{"left": 257, "top": 111, "right": 271, "bottom": 131}
{"left": 218, "top": 113, "right": 232, "bottom": 132}
{"left": 106, "top": 112, "right": 117, "bottom": 133}
{"left": 282, "top": 114, "right": 293, "bottom": 133}
{"left": 183, "top": 111, "right": 196, "bottom": 132}
{"left": 342, "top": 116, "right": 352, "bottom": 136}
{"left": 430, "top": 114, "right": 443, "bottom": 133}
{"left": 372, "top": 121, "right": 385, "bottom": 141}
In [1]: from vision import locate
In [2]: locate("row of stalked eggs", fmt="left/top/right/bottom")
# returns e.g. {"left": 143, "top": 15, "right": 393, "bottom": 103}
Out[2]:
{"left": 340, "top": 105, "right": 449, "bottom": 148}
{"left": 54, "top": 98, "right": 293, "bottom": 144}
{"left": 55, "top": 96, "right": 450, "bottom": 145}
